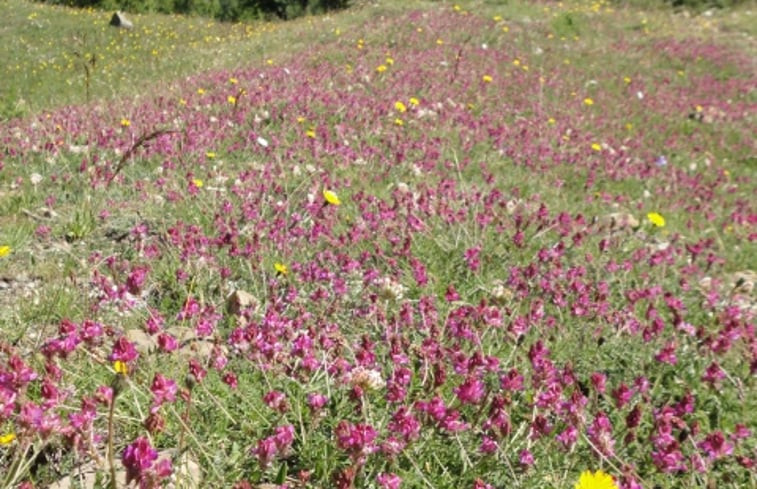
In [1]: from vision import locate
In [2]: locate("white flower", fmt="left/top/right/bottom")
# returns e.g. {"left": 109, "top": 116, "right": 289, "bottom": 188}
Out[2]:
{"left": 349, "top": 366, "right": 385, "bottom": 391}
{"left": 376, "top": 276, "right": 406, "bottom": 301}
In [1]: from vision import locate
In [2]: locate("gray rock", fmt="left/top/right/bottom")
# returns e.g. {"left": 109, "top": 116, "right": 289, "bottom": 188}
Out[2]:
{"left": 109, "top": 12, "right": 133, "bottom": 29}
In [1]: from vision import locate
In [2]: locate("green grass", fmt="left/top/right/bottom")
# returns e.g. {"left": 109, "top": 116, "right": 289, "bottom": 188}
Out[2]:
{"left": 0, "top": 1, "right": 755, "bottom": 487}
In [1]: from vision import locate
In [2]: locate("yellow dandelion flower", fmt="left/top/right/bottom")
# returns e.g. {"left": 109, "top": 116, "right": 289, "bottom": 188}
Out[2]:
{"left": 574, "top": 470, "right": 618, "bottom": 489}
{"left": 376, "top": 65, "right": 387, "bottom": 73}
{"left": 0, "top": 433, "right": 16, "bottom": 445}
{"left": 394, "top": 101, "right": 407, "bottom": 113}
{"left": 274, "top": 262, "right": 288, "bottom": 275}
{"left": 409, "top": 97, "right": 420, "bottom": 106}
{"left": 113, "top": 360, "right": 128, "bottom": 375}
{"left": 193, "top": 179, "right": 203, "bottom": 188}
{"left": 206, "top": 151, "right": 216, "bottom": 159}
{"left": 584, "top": 97, "right": 594, "bottom": 106}
{"left": 695, "top": 105, "right": 703, "bottom": 113}
{"left": 266, "top": 59, "right": 273, "bottom": 65}
{"left": 197, "top": 88, "right": 205, "bottom": 95}
{"left": 120, "top": 118, "right": 131, "bottom": 127}
{"left": 502, "top": 26, "right": 509, "bottom": 32}
{"left": 623, "top": 76, "right": 632, "bottom": 84}
{"left": 482, "top": 75, "right": 493, "bottom": 83}
{"left": 229, "top": 77, "right": 238, "bottom": 84}
{"left": 385, "top": 57, "right": 394, "bottom": 66}
{"left": 591, "top": 143, "right": 602, "bottom": 151}
{"left": 179, "top": 98, "right": 187, "bottom": 106}
{"left": 512, "top": 59, "right": 520, "bottom": 66}
{"left": 323, "top": 189, "right": 341, "bottom": 206}
{"left": 297, "top": 116, "right": 306, "bottom": 123}
{"left": 394, "top": 118, "right": 404, "bottom": 126}
{"left": 647, "top": 212, "right": 666, "bottom": 227}
{"left": 227, "top": 95, "right": 237, "bottom": 104}
{"left": 493, "top": 15, "right": 502, "bottom": 21}
{"left": 0, "top": 246, "right": 11, "bottom": 258}
{"left": 548, "top": 117, "right": 556, "bottom": 125}
{"left": 306, "top": 128, "right": 316, "bottom": 139}
{"left": 436, "top": 38, "right": 444, "bottom": 45}
{"left": 453, "top": 4, "right": 461, "bottom": 11}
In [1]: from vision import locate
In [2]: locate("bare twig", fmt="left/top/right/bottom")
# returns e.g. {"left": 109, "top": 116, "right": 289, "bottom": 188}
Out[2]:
{"left": 107, "top": 129, "right": 177, "bottom": 187}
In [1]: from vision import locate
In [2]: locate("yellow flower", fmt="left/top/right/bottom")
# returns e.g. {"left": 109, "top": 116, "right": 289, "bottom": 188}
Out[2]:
{"left": 0, "top": 246, "right": 11, "bottom": 258}
{"left": 376, "top": 65, "right": 387, "bottom": 73}
{"left": 266, "top": 59, "right": 274, "bottom": 65}
{"left": 584, "top": 97, "right": 594, "bottom": 106}
{"left": 574, "top": 470, "right": 618, "bottom": 489}
{"left": 453, "top": 4, "right": 461, "bottom": 11}
{"left": 591, "top": 143, "right": 602, "bottom": 151}
{"left": 409, "top": 97, "right": 420, "bottom": 106}
{"left": 193, "top": 179, "right": 203, "bottom": 188}
{"left": 436, "top": 39, "right": 443, "bottom": 45}
{"left": 274, "top": 262, "right": 288, "bottom": 275}
{"left": 548, "top": 117, "right": 556, "bottom": 125}
{"left": 493, "top": 15, "right": 503, "bottom": 21}
{"left": 647, "top": 212, "right": 666, "bottom": 227}
{"left": 323, "top": 189, "right": 341, "bottom": 206}
{"left": 306, "top": 128, "right": 316, "bottom": 139}
{"left": 197, "top": 88, "right": 205, "bottom": 95}
{"left": 113, "top": 360, "right": 128, "bottom": 375}
{"left": 227, "top": 95, "right": 237, "bottom": 104}
{"left": 206, "top": 152, "right": 216, "bottom": 159}
{"left": 297, "top": 116, "right": 306, "bottom": 124}
{"left": 394, "top": 101, "right": 407, "bottom": 113}
{"left": 623, "top": 76, "right": 632, "bottom": 84}
{"left": 512, "top": 59, "right": 520, "bottom": 66}
{"left": 394, "top": 118, "right": 404, "bottom": 126}
{"left": 385, "top": 57, "right": 394, "bottom": 66}
{"left": 482, "top": 75, "right": 493, "bottom": 83}
{"left": 120, "top": 118, "right": 131, "bottom": 127}
{"left": 179, "top": 98, "right": 187, "bottom": 106}
{"left": 0, "top": 433, "right": 16, "bottom": 445}
{"left": 229, "top": 77, "right": 238, "bottom": 84}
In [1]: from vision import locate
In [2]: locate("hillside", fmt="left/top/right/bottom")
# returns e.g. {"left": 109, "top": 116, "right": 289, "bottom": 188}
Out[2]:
{"left": 1, "top": 1, "right": 755, "bottom": 487}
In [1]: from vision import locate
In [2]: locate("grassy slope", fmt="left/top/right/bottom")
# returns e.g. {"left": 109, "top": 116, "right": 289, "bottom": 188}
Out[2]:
{"left": 0, "top": 0, "right": 755, "bottom": 487}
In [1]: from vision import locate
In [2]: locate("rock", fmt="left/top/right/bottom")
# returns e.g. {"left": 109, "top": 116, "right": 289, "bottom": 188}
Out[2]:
{"left": 225, "top": 289, "right": 258, "bottom": 316}
{"left": 597, "top": 212, "right": 639, "bottom": 232}
{"left": 125, "top": 329, "right": 156, "bottom": 355}
{"left": 109, "top": 11, "right": 133, "bottom": 29}
{"left": 727, "top": 270, "right": 756, "bottom": 295}
{"left": 47, "top": 449, "right": 198, "bottom": 489}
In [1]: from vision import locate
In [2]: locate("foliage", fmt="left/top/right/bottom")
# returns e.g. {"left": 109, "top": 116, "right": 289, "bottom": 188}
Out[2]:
{"left": 1, "top": 0, "right": 755, "bottom": 488}
{"left": 35, "top": 0, "right": 351, "bottom": 19}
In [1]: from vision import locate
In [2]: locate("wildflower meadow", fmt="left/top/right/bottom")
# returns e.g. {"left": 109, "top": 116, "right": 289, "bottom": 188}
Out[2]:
{"left": 0, "top": 0, "right": 755, "bottom": 488}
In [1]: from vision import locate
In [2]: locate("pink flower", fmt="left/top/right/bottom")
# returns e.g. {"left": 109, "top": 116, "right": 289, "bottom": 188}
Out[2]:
{"left": 377, "top": 472, "right": 402, "bottom": 489}
{"left": 455, "top": 376, "right": 485, "bottom": 405}
{"left": 121, "top": 436, "right": 172, "bottom": 488}
{"left": 699, "top": 431, "right": 733, "bottom": 460}
{"left": 109, "top": 337, "right": 139, "bottom": 363}
{"left": 335, "top": 420, "right": 378, "bottom": 459}
{"left": 519, "top": 448, "right": 534, "bottom": 467}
